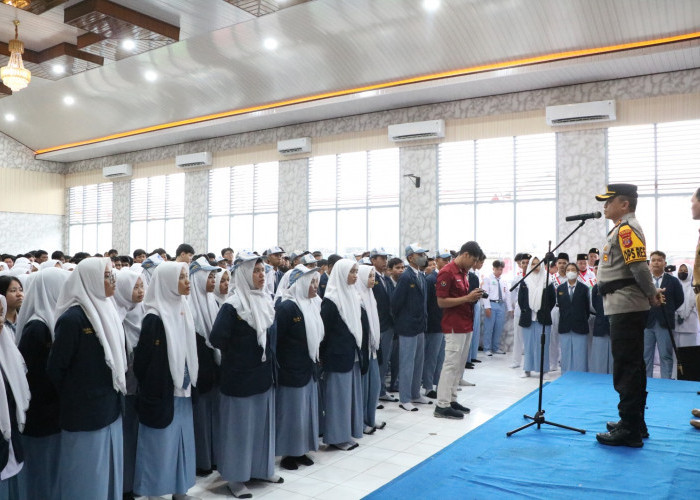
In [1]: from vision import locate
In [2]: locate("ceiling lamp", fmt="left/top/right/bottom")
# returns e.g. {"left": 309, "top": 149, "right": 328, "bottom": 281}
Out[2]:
{"left": 1, "top": 20, "right": 31, "bottom": 92}
{"left": 2, "top": 1, "right": 30, "bottom": 9}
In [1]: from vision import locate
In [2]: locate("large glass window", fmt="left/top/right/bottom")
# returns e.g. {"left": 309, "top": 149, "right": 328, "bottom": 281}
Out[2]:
{"left": 207, "top": 162, "right": 279, "bottom": 253}
{"left": 68, "top": 183, "right": 113, "bottom": 255}
{"left": 608, "top": 120, "right": 700, "bottom": 265}
{"left": 130, "top": 173, "right": 185, "bottom": 254}
{"left": 308, "top": 148, "right": 400, "bottom": 256}
{"left": 438, "top": 133, "right": 557, "bottom": 274}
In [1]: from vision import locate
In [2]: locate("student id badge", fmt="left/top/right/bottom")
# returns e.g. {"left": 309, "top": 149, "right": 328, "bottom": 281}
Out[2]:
{"left": 618, "top": 225, "right": 646, "bottom": 264}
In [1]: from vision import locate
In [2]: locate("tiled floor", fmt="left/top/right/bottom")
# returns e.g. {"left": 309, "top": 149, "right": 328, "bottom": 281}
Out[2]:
{"left": 151, "top": 353, "right": 560, "bottom": 499}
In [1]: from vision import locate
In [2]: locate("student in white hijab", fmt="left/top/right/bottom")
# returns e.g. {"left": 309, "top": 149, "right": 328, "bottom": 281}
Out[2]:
{"left": 275, "top": 265, "right": 323, "bottom": 471}
{"left": 132, "top": 262, "right": 199, "bottom": 500}
{"left": 47, "top": 257, "right": 126, "bottom": 500}
{"left": 39, "top": 259, "right": 63, "bottom": 271}
{"left": 139, "top": 253, "right": 164, "bottom": 287}
{"left": 8, "top": 258, "right": 31, "bottom": 277}
{"left": 210, "top": 252, "right": 280, "bottom": 498}
{"left": 187, "top": 257, "right": 222, "bottom": 477}
{"left": 111, "top": 270, "right": 145, "bottom": 500}
{"left": 0, "top": 277, "right": 24, "bottom": 342}
{"left": 0, "top": 295, "right": 30, "bottom": 497}
{"left": 355, "top": 264, "right": 385, "bottom": 434}
{"left": 15, "top": 268, "right": 69, "bottom": 499}
{"left": 674, "top": 263, "right": 700, "bottom": 347}
{"left": 517, "top": 256, "right": 556, "bottom": 378}
{"left": 213, "top": 269, "right": 230, "bottom": 307}
{"left": 319, "top": 259, "right": 364, "bottom": 451}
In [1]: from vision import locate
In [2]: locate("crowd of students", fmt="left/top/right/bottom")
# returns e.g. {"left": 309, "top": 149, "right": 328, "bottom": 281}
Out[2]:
{"left": 0, "top": 241, "right": 696, "bottom": 500}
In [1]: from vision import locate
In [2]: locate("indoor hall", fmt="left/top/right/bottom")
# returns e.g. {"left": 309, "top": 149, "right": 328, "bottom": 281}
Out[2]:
{"left": 0, "top": 0, "right": 699, "bottom": 499}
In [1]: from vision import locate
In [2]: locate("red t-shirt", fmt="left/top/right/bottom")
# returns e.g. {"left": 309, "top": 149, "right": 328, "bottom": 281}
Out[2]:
{"left": 435, "top": 261, "right": 474, "bottom": 333}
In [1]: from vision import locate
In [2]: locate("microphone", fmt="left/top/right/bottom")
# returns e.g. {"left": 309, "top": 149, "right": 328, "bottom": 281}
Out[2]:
{"left": 565, "top": 211, "right": 602, "bottom": 222}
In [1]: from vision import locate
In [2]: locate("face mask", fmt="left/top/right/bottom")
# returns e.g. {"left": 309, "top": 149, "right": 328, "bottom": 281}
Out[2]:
{"left": 678, "top": 272, "right": 688, "bottom": 281}
{"left": 414, "top": 255, "right": 427, "bottom": 268}
{"left": 566, "top": 271, "right": 578, "bottom": 281}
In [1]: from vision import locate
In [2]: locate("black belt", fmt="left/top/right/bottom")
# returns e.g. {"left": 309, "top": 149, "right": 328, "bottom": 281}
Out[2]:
{"left": 599, "top": 278, "right": 636, "bottom": 296}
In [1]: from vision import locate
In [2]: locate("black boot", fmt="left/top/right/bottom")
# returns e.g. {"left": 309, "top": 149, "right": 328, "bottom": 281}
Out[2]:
{"left": 606, "top": 420, "right": 649, "bottom": 438}
{"left": 596, "top": 426, "right": 643, "bottom": 448}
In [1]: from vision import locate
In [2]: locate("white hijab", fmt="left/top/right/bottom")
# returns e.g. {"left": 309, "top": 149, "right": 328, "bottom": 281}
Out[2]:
{"left": 524, "top": 260, "right": 547, "bottom": 313}
{"left": 273, "top": 268, "right": 294, "bottom": 304}
{"left": 188, "top": 261, "right": 220, "bottom": 341}
{"left": 111, "top": 270, "right": 145, "bottom": 354}
{"left": 9, "top": 258, "right": 31, "bottom": 276}
{"left": 40, "top": 259, "right": 63, "bottom": 270}
{"left": 142, "top": 262, "right": 198, "bottom": 389}
{"left": 283, "top": 265, "right": 324, "bottom": 362}
{"left": 0, "top": 295, "right": 30, "bottom": 433}
{"left": 54, "top": 257, "right": 127, "bottom": 394}
{"left": 213, "top": 269, "right": 230, "bottom": 306}
{"left": 324, "top": 259, "right": 362, "bottom": 347}
{"left": 15, "top": 267, "right": 69, "bottom": 346}
{"left": 355, "top": 265, "right": 380, "bottom": 352}
{"left": 225, "top": 257, "right": 275, "bottom": 361}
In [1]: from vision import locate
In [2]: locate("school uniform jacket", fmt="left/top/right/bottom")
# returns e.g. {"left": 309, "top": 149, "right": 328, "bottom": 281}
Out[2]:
{"left": 425, "top": 270, "right": 442, "bottom": 334}
{"left": 390, "top": 266, "right": 427, "bottom": 336}
{"left": 17, "top": 319, "right": 60, "bottom": 437}
{"left": 210, "top": 303, "right": 274, "bottom": 398}
{"left": 646, "top": 273, "right": 684, "bottom": 329}
{"left": 319, "top": 299, "right": 362, "bottom": 374}
{"left": 517, "top": 283, "right": 556, "bottom": 328}
{"left": 0, "top": 378, "right": 23, "bottom": 471}
{"left": 556, "top": 281, "right": 591, "bottom": 334}
{"left": 47, "top": 305, "right": 121, "bottom": 432}
{"left": 194, "top": 333, "right": 219, "bottom": 395}
{"left": 372, "top": 274, "right": 393, "bottom": 332}
{"left": 275, "top": 300, "right": 319, "bottom": 388}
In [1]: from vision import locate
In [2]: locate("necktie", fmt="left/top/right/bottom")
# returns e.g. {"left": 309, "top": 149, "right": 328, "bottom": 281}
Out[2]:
{"left": 569, "top": 286, "right": 575, "bottom": 300}
{"left": 655, "top": 276, "right": 661, "bottom": 288}
{"left": 182, "top": 362, "right": 191, "bottom": 390}
{"left": 497, "top": 278, "right": 502, "bottom": 301}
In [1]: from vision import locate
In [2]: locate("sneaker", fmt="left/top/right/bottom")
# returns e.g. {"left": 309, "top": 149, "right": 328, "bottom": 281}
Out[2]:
{"left": 450, "top": 401, "right": 470, "bottom": 414}
{"left": 434, "top": 406, "right": 464, "bottom": 420}
{"left": 399, "top": 402, "right": 418, "bottom": 412}
{"left": 412, "top": 396, "right": 432, "bottom": 405}
{"left": 510, "top": 363, "right": 521, "bottom": 369}
{"left": 426, "top": 390, "right": 437, "bottom": 399}
{"left": 472, "top": 359, "right": 482, "bottom": 363}
{"left": 459, "top": 379, "right": 475, "bottom": 387}
{"left": 379, "top": 394, "right": 398, "bottom": 402}
{"left": 596, "top": 427, "right": 643, "bottom": 448}
{"left": 486, "top": 350, "right": 493, "bottom": 356}
{"left": 494, "top": 349, "right": 506, "bottom": 355}
{"left": 519, "top": 371, "right": 531, "bottom": 378}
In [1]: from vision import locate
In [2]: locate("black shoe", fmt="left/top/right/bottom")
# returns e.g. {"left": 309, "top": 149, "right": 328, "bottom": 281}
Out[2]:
{"left": 426, "top": 390, "right": 437, "bottom": 399}
{"left": 596, "top": 427, "right": 643, "bottom": 448}
{"left": 472, "top": 359, "right": 482, "bottom": 363}
{"left": 280, "top": 456, "right": 298, "bottom": 470}
{"left": 434, "top": 406, "right": 464, "bottom": 419}
{"left": 450, "top": 401, "right": 471, "bottom": 414}
{"left": 606, "top": 420, "right": 649, "bottom": 439}
{"left": 376, "top": 404, "right": 384, "bottom": 410}
{"left": 465, "top": 362, "right": 474, "bottom": 369}
{"left": 295, "top": 454, "right": 314, "bottom": 466}
{"left": 196, "top": 468, "right": 213, "bottom": 477}
{"left": 123, "top": 492, "right": 135, "bottom": 500}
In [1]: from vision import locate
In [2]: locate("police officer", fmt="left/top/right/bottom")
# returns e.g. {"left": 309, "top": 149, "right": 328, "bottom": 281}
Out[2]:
{"left": 593, "top": 184, "right": 663, "bottom": 447}
{"left": 690, "top": 187, "right": 700, "bottom": 429}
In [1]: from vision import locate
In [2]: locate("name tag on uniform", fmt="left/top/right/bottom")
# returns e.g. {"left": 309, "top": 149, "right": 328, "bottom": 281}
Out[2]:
{"left": 558, "top": 291, "right": 564, "bottom": 295}
{"left": 82, "top": 327, "right": 94, "bottom": 335}
{"left": 293, "top": 316, "right": 302, "bottom": 323}
{"left": 155, "top": 339, "right": 161, "bottom": 346}
{"left": 410, "top": 283, "right": 416, "bottom": 288}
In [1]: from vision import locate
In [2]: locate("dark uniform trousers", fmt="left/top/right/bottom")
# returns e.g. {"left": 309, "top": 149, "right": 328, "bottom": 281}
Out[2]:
{"left": 609, "top": 310, "right": 649, "bottom": 426}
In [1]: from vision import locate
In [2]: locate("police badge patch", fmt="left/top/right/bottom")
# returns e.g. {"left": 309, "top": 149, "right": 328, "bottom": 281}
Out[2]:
{"left": 440, "top": 280, "right": 447, "bottom": 287}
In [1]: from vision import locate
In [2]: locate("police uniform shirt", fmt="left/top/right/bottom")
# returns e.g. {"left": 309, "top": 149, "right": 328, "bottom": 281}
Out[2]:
{"left": 597, "top": 213, "right": 656, "bottom": 315}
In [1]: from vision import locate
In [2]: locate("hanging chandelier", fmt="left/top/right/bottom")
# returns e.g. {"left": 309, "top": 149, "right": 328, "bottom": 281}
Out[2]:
{"left": 1, "top": 19, "right": 31, "bottom": 92}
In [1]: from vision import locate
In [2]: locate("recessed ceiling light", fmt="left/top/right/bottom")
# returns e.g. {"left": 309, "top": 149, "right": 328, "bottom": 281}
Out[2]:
{"left": 52, "top": 64, "right": 65, "bottom": 75}
{"left": 5, "top": 113, "right": 15, "bottom": 122}
{"left": 122, "top": 39, "right": 136, "bottom": 51}
{"left": 263, "top": 37, "right": 278, "bottom": 50}
{"left": 144, "top": 70, "right": 158, "bottom": 82}
{"left": 423, "top": 0, "right": 440, "bottom": 12}
{"left": 63, "top": 95, "right": 75, "bottom": 106}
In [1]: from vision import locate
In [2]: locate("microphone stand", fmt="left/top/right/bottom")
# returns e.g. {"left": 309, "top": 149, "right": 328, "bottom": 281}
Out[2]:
{"left": 506, "top": 221, "right": 588, "bottom": 437}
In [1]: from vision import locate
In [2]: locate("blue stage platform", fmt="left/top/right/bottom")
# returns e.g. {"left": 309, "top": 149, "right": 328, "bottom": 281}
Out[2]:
{"left": 367, "top": 372, "right": 700, "bottom": 499}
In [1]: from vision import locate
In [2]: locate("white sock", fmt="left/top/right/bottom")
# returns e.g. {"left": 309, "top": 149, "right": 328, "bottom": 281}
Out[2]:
{"left": 228, "top": 482, "right": 252, "bottom": 498}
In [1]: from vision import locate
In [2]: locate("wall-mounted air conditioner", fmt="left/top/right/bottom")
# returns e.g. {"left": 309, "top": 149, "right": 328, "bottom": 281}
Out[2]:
{"left": 388, "top": 120, "right": 445, "bottom": 142}
{"left": 176, "top": 151, "right": 212, "bottom": 168}
{"left": 546, "top": 100, "right": 616, "bottom": 126}
{"left": 277, "top": 137, "right": 312, "bottom": 155}
{"left": 103, "top": 163, "right": 132, "bottom": 178}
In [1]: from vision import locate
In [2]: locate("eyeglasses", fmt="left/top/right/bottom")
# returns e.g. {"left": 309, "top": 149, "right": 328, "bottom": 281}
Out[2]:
{"left": 104, "top": 273, "right": 116, "bottom": 284}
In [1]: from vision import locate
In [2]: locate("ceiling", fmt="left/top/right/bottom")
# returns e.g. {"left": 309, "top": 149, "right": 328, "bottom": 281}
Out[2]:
{"left": 0, "top": 0, "right": 697, "bottom": 162}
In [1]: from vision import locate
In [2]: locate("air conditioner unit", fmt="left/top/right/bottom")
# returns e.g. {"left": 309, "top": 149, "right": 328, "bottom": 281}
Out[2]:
{"left": 175, "top": 151, "right": 212, "bottom": 168}
{"left": 388, "top": 120, "right": 445, "bottom": 142}
{"left": 546, "top": 100, "right": 616, "bottom": 126}
{"left": 102, "top": 163, "right": 132, "bottom": 178}
{"left": 277, "top": 137, "right": 311, "bottom": 155}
